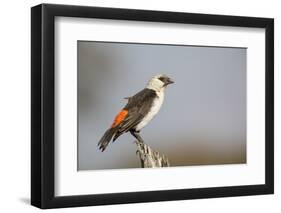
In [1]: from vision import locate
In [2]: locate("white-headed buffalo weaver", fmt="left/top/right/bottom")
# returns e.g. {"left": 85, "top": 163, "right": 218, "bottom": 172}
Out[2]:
{"left": 98, "top": 74, "right": 174, "bottom": 151}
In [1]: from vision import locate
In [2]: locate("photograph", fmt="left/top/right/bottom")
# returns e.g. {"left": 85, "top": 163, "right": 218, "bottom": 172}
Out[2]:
{"left": 30, "top": 3, "right": 273, "bottom": 209}
{"left": 77, "top": 41, "right": 247, "bottom": 170}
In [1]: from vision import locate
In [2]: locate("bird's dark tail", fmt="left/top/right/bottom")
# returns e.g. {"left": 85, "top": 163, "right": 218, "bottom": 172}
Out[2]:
{"left": 98, "top": 128, "right": 117, "bottom": 152}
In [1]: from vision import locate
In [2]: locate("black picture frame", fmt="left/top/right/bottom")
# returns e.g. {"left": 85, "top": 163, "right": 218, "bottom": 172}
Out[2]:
{"left": 31, "top": 3, "right": 274, "bottom": 209}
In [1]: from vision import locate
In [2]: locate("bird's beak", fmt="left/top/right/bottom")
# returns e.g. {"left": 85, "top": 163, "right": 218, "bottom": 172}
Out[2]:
{"left": 166, "top": 78, "right": 174, "bottom": 85}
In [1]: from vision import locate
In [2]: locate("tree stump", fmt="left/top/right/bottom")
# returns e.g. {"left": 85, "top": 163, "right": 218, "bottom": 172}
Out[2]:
{"left": 135, "top": 140, "right": 170, "bottom": 168}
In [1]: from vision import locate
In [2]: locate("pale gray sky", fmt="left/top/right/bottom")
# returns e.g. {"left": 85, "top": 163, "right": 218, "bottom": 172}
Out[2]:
{"left": 78, "top": 41, "right": 246, "bottom": 170}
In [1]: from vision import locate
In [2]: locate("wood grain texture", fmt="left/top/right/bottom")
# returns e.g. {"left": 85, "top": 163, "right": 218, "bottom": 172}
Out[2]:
{"left": 135, "top": 140, "right": 170, "bottom": 168}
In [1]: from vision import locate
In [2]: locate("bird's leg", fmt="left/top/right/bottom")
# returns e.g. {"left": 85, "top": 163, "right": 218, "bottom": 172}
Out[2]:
{"left": 130, "top": 130, "right": 144, "bottom": 144}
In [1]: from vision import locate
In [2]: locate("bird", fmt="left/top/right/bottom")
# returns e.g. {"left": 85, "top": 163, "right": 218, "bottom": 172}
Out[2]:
{"left": 98, "top": 74, "right": 174, "bottom": 152}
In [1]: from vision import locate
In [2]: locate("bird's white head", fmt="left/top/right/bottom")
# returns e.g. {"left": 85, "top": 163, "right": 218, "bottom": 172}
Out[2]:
{"left": 146, "top": 74, "right": 174, "bottom": 92}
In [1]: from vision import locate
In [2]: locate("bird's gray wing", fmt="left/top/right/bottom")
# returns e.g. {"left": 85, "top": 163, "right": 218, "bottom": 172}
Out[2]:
{"left": 112, "top": 88, "right": 157, "bottom": 141}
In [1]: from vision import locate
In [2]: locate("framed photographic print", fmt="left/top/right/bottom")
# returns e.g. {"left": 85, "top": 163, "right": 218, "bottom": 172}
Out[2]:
{"left": 31, "top": 3, "right": 274, "bottom": 209}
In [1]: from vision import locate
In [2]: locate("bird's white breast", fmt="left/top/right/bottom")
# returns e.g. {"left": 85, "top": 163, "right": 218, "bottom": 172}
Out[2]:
{"left": 135, "top": 90, "right": 165, "bottom": 131}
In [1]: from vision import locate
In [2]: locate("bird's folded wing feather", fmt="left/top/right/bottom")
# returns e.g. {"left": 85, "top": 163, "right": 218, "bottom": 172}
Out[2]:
{"left": 113, "top": 88, "right": 156, "bottom": 138}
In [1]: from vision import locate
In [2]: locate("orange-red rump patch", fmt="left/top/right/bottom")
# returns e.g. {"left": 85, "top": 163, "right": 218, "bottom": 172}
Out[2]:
{"left": 111, "top": 110, "right": 128, "bottom": 128}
